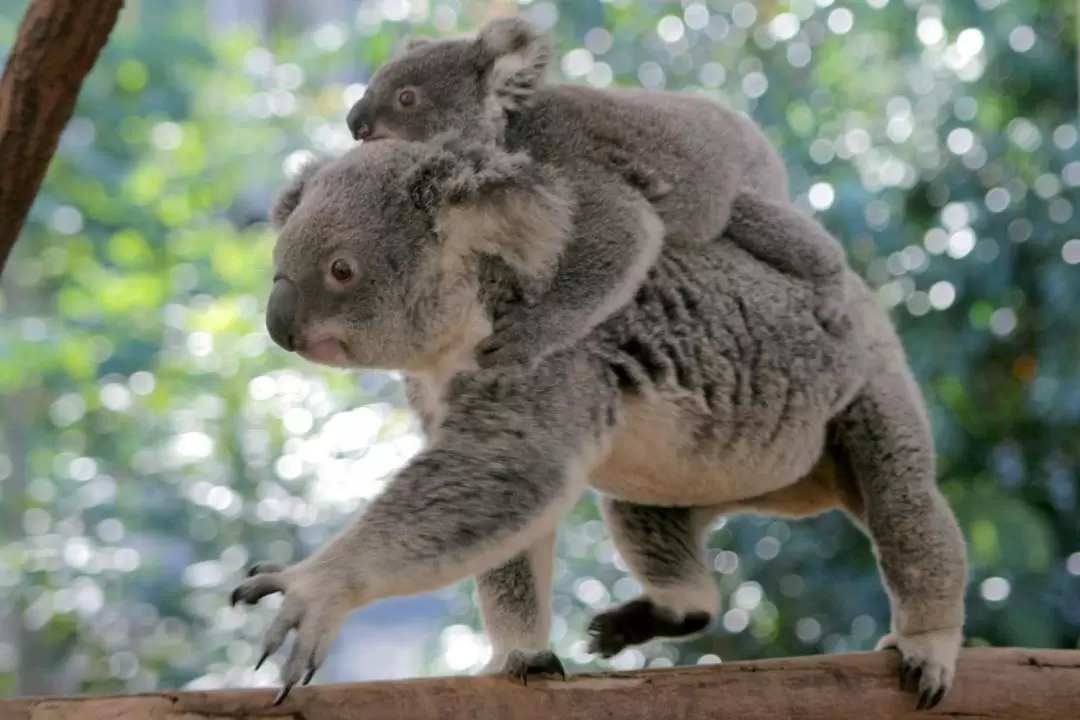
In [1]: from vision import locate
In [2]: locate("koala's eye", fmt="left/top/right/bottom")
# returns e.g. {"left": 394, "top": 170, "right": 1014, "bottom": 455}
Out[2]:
{"left": 397, "top": 88, "right": 417, "bottom": 108}
{"left": 327, "top": 258, "right": 358, "bottom": 288}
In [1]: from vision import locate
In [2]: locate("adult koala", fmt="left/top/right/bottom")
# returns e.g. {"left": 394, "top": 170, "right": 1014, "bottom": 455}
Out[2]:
{"left": 232, "top": 134, "right": 967, "bottom": 712}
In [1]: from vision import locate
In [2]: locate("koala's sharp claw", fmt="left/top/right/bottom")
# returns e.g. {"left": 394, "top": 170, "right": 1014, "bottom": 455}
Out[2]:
{"left": 302, "top": 666, "right": 316, "bottom": 686}
{"left": 254, "top": 649, "right": 271, "bottom": 671}
{"left": 926, "top": 686, "right": 946, "bottom": 710}
{"left": 248, "top": 562, "right": 285, "bottom": 577}
{"left": 898, "top": 657, "right": 912, "bottom": 690}
{"left": 501, "top": 649, "right": 568, "bottom": 685}
{"left": 271, "top": 683, "right": 293, "bottom": 706}
{"left": 231, "top": 574, "right": 285, "bottom": 606}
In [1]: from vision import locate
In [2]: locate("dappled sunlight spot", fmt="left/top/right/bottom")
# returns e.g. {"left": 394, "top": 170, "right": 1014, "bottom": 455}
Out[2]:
{"left": 713, "top": 550, "right": 739, "bottom": 575}
{"left": 722, "top": 608, "right": 749, "bottom": 633}
{"left": 168, "top": 431, "right": 215, "bottom": 465}
{"left": 612, "top": 648, "right": 645, "bottom": 670}
{"left": 574, "top": 577, "right": 609, "bottom": 608}
{"left": 980, "top": 576, "right": 1010, "bottom": 603}
{"left": 851, "top": 615, "right": 876, "bottom": 642}
{"left": 612, "top": 576, "right": 641, "bottom": 601}
{"left": 733, "top": 581, "right": 763, "bottom": 611}
{"left": 1061, "top": 239, "right": 1080, "bottom": 265}
{"left": 755, "top": 536, "right": 780, "bottom": 560}
{"left": 63, "top": 538, "right": 93, "bottom": 569}
{"left": 320, "top": 406, "right": 383, "bottom": 453}
{"left": 440, "top": 624, "right": 489, "bottom": 671}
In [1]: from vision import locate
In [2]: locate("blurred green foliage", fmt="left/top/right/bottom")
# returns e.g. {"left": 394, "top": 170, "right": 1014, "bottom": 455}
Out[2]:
{"left": 0, "top": 0, "right": 1078, "bottom": 698}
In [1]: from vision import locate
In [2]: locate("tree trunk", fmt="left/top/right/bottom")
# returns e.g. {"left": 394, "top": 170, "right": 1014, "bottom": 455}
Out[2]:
{"left": 0, "top": 0, "right": 124, "bottom": 277}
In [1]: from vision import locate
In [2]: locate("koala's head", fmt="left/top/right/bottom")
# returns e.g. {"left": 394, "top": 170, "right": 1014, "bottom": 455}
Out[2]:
{"left": 346, "top": 15, "right": 551, "bottom": 144}
{"left": 265, "top": 135, "right": 572, "bottom": 372}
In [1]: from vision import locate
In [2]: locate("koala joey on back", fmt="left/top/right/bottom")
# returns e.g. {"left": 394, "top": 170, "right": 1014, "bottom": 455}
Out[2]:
{"left": 346, "top": 15, "right": 854, "bottom": 368}
{"left": 232, "top": 136, "right": 967, "bottom": 712}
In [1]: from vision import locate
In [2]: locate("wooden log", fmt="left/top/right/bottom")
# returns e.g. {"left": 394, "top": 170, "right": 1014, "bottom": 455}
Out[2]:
{"left": 0, "top": 0, "right": 124, "bottom": 276}
{"left": 2, "top": 648, "right": 1078, "bottom": 719}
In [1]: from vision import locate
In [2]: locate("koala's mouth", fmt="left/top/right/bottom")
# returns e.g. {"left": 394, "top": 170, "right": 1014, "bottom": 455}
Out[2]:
{"left": 297, "top": 336, "right": 354, "bottom": 368}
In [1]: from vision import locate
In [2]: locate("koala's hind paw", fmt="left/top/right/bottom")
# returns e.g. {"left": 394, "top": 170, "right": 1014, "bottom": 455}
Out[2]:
{"left": 587, "top": 598, "right": 712, "bottom": 658}
{"left": 231, "top": 562, "right": 358, "bottom": 706}
{"left": 494, "top": 649, "right": 567, "bottom": 685}
{"left": 876, "top": 628, "right": 962, "bottom": 711}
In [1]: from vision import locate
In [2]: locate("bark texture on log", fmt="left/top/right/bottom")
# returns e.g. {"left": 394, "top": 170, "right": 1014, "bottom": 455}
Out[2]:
{"left": 2, "top": 648, "right": 1079, "bottom": 720}
{"left": 0, "top": 0, "right": 124, "bottom": 276}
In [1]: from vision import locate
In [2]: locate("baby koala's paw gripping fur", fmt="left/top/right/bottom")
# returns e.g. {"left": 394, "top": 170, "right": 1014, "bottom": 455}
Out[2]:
{"left": 230, "top": 560, "right": 361, "bottom": 706}
{"left": 876, "top": 627, "right": 963, "bottom": 711}
{"left": 475, "top": 304, "right": 563, "bottom": 369}
{"left": 484, "top": 649, "right": 568, "bottom": 685}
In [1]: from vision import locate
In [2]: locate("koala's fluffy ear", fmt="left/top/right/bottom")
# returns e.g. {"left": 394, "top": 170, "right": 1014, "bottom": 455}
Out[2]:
{"left": 270, "top": 157, "right": 330, "bottom": 229}
{"left": 408, "top": 136, "right": 572, "bottom": 278}
{"left": 474, "top": 15, "right": 551, "bottom": 112}
{"left": 394, "top": 35, "right": 432, "bottom": 57}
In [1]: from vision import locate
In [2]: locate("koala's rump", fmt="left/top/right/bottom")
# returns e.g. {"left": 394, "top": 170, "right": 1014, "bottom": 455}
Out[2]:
{"left": 588, "top": 242, "right": 869, "bottom": 508}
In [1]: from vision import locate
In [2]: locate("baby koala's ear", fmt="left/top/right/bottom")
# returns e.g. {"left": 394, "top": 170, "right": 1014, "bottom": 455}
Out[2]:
{"left": 270, "top": 156, "right": 330, "bottom": 229}
{"left": 474, "top": 15, "right": 551, "bottom": 112}
{"left": 393, "top": 34, "right": 432, "bottom": 57}
{"left": 408, "top": 134, "right": 572, "bottom": 278}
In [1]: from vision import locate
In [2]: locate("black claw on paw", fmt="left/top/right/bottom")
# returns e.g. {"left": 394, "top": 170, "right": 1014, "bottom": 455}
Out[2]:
{"left": 587, "top": 598, "right": 712, "bottom": 658}
{"left": 254, "top": 649, "right": 271, "bottom": 672}
{"left": 302, "top": 666, "right": 316, "bottom": 686}
{"left": 918, "top": 686, "right": 945, "bottom": 711}
{"left": 247, "top": 562, "right": 282, "bottom": 577}
{"left": 503, "top": 650, "right": 567, "bottom": 685}
{"left": 271, "top": 683, "right": 294, "bottom": 707}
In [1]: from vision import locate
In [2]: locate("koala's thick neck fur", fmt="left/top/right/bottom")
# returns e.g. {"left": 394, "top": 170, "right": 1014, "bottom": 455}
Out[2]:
{"left": 237, "top": 136, "right": 967, "bottom": 712}
{"left": 346, "top": 15, "right": 854, "bottom": 370}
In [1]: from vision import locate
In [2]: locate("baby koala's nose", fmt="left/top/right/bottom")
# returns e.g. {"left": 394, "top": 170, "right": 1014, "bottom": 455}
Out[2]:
{"left": 346, "top": 98, "right": 374, "bottom": 140}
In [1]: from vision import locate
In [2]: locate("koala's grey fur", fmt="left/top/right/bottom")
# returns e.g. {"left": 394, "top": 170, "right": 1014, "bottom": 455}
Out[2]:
{"left": 346, "top": 15, "right": 852, "bottom": 367}
{"left": 234, "top": 137, "right": 967, "bottom": 712}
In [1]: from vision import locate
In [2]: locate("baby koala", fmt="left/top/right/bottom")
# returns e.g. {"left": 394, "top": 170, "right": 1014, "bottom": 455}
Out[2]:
{"left": 348, "top": 15, "right": 852, "bottom": 367}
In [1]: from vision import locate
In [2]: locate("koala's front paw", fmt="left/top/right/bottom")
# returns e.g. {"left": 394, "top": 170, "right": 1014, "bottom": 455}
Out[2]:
{"left": 876, "top": 627, "right": 962, "bottom": 711}
{"left": 485, "top": 649, "right": 567, "bottom": 685}
{"left": 231, "top": 561, "right": 360, "bottom": 706}
{"left": 476, "top": 307, "right": 548, "bottom": 368}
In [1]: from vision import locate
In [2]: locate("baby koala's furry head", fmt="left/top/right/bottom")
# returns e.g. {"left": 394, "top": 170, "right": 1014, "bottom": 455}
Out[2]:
{"left": 346, "top": 15, "right": 551, "bottom": 144}
{"left": 265, "top": 133, "right": 572, "bottom": 372}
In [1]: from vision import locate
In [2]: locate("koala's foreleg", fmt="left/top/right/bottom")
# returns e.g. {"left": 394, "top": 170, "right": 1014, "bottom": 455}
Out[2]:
{"left": 834, "top": 361, "right": 967, "bottom": 711}
{"left": 475, "top": 532, "right": 565, "bottom": 681}
{"left": 587, "top": 498, "right": 719, "bottom": 658}
{"left": 726, "top": 191, "right": 850, "bottom": 334}
{"left": 231, "top": 360, "right": 601, "bottom": 701}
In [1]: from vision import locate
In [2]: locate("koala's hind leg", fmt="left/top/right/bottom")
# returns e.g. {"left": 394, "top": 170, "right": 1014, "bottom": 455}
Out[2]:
{"left": 587, "top": 499, "right": 719, "bottom": 658}
{"left": 833, "top": 362, "right": 967, "bottom": 711}
{"left": 726, "top": 191, "right": 850, "bottom": 335}
{"left": 476, "top": 532, "right": 565, "bottom": 682}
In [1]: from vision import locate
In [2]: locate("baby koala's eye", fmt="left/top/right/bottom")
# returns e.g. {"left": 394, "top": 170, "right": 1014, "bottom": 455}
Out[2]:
{"left": 327, "top": 257, "right": 358, "bottom": 288}
{"left": 397, "top": 87, "right": 417, "bottom": 108}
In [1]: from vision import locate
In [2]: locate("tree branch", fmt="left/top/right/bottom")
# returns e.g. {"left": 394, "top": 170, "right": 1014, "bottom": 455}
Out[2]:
{"left": 0, "top": 0, "right": 124, "bottom": 277}
{"left": 2, "top": 648, "right": 1079, "bottom": 719}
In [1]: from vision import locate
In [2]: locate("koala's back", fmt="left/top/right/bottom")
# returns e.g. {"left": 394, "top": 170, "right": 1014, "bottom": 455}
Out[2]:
{"left": 504, "top": 84, "right": 789, "bottom": 246}
{"left": 586, "top": 239, "right": 872, "bottom": 507}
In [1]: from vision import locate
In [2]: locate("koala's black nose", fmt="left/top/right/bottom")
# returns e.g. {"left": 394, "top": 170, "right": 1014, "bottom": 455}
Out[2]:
{"left": 346, "top": 97, "right": 373, "bottom": 140}
{"left": 266, "top": 277, "right": 300, "bottom": 352}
